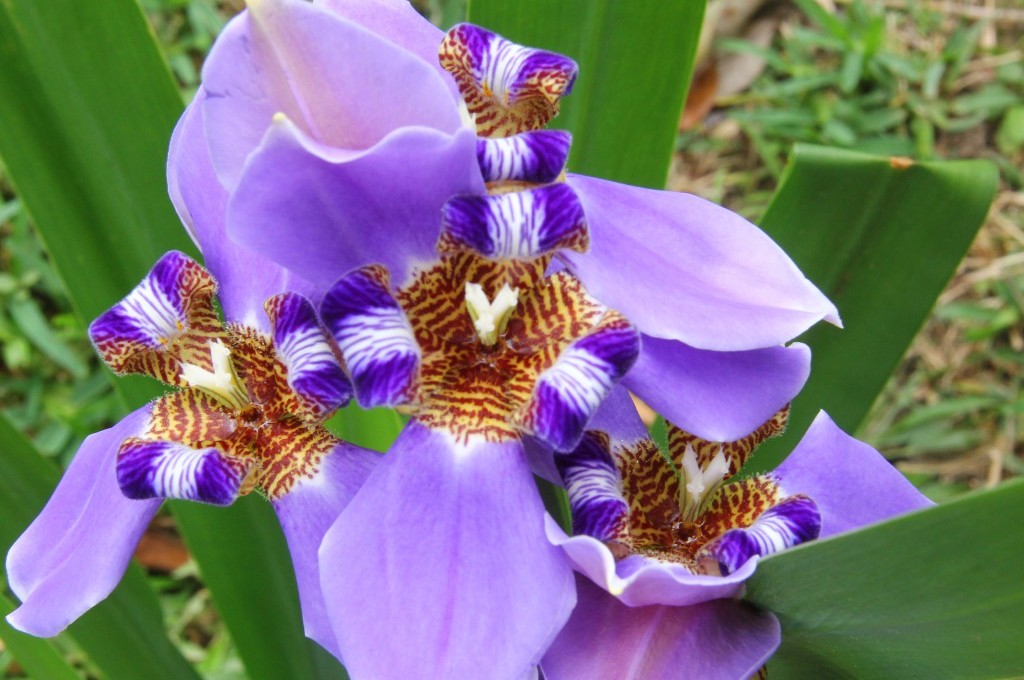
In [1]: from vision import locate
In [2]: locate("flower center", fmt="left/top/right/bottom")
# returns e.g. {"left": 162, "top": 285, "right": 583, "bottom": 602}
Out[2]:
{"left": 90, "top": 252, "right": 353, "bottom": 503}
{"left": 397, "top": 250, "right": 608, "bottom": 443}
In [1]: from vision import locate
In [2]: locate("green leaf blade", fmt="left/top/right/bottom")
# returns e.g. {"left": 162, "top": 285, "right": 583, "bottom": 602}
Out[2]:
{"left": 753, "top": 145, "right": 998, "bottom": 469}
{"left": 747, "top": 481, "right": 1024, "bottom": 679}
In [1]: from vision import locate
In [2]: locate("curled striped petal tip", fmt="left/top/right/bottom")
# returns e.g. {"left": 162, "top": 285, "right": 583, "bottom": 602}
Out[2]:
{"left": 440, "top": 183, "right": 588, "bottom": 260}
{"left": 320, "top": 265, "right": 420, "bottom": 408}
{"left": 476, "top": 129, "right": 572, "bottom": 184}
{"left": 89, "top": 251, "right": 218, "bottom": 375}
{"left": 699, "top": 494, "right": 821, "bottom": 575}
{"left": 266, "top": 292, "right": 352, "bottom": 420}
{"left": 440, "top": 23, "right": 578, "bottom": 137}
{"left": 516, "top": 312, "right": 640, "bottom": 452}
{"left": 556, "top": 431, "right": 631, "bottom": 544}
{"left": 117, "top": 438, "right": 253, "bottom": 506}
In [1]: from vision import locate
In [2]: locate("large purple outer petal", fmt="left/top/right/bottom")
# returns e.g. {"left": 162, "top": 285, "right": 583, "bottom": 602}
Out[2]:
{"left": 542, "top": 576, "right": 780, "bottom": 680}
{"left": 314, "top": 0, "right": 455, "bottom": 94}
{"left": 622, "top": 337, "right": 811, "bottom": 442}
{"left": 272, "top": 442, "right": 379, "bottom": 660}
{"left": 6, "top": 407, "right": 162, "bottom": 636}
{"left": 320, "top": 423, "right": 575, "bottom": 680}
{"left": 564, "top": 174, "right": 840, "bottom": 351}
{"left": 773, "top": 412, "right": 933, "bottom": 539}
{"left": 546, "top": 517, "right": 756, "bottom": 608}
{"left": 201, "top": 0, "right": 462, "bottom": 190}
{"left": 229, "top": 118, "right": 484, "bottom": 291}
{"left": 168, "top": 90, "right": 315, "bottom": 330}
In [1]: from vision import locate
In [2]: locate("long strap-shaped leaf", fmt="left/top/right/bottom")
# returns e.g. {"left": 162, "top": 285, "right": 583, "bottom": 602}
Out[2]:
{"left": 746, "top": 479, "right": 1024, "bottom": 679}
{"left": 469, "top": 0, "right": 707, "bottom": 189}
{"left": 0, "top": 415, "right": 200, "bottom": 680}
{"left": 0, "top": 2, "right": 342, "bottom": 677}
{"left": 754, "top": 145, "right": 998, "bottom": 470}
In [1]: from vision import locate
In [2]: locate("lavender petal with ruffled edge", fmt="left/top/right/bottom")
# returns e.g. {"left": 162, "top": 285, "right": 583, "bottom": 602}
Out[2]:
{"left": 541, "top": 577, "right": 781, "bottom": 680}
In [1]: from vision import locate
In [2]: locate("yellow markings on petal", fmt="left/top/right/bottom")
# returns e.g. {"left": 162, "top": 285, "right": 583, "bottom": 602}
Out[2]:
{"left": 668, "top": 405, "right": 790, "bottom": 479}
{"left": 399, "top": 250, "right": 606, "bottom": 443}
{"left": 140, "top": 322, "right": 343, "bottom": 501}
{"left": 611, "top": 408, "right": 791, "bottom": 572}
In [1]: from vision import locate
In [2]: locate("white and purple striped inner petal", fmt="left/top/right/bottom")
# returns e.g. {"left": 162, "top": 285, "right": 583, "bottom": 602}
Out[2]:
{"left": 516, "top": 313, "right": 640, "bottom": 452}
{"left": 440, "top": 23, "right": 578, "bottom": 138}
{"left": 476, "top": 129, "right": 572, "bottom": 185}
{"left": 441, "top": 183, "right": 588, "bottom": 260}
{"left": 698, "top": 494, "right": 821, "bottom": 575}
{"left": 266, "top": 292, "right": 353, "bottom": 420}
{"left": 117, "top": 438, "right": 253, "bottom": 506}
{"left": 555, "top": 431, "right": 631, "bottom": 550}
{"left": 321, "top": 265, "right": 420, "bottom": 409}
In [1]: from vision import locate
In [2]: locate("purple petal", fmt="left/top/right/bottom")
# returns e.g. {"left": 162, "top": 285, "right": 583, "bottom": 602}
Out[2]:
{"left": 587, "top": 385, "right": 652, "bottom": 445}
{"left": 523, "top": 436, "right": 561, "bottom": 485}
{"left": 542, "top": 576, "right": 780, "bottom": 680}
{"left": 314, "top": 0, "right": 453, "bottom": 89}
{"left": 622, "top": 337, "right": 811, "bottom": 442}
{"left": 89, "top": 251, "right": 212, "bottom": 371}
{"left": 555, "top": 432, "right": 629, "bottom": 543}
{"left": 168, "top": 90, "right": 316, "bottom": 329}
{"left": 6, "top": 407, "right": 162, "bottom": 636}
{"left": 201, "top": 0, "right": 462, "bottom": 190}
{"left": 546, "top": 517, "right": 756, "bottom": 608}
{"left": 476, "top": 130, "right": 572, "bottom": 184}
{"left": 516, "top": 314, "right": 640, "bottom": 451}
{"left": 320, "top": 422, "right": 575, "bottom": 679}
{"left": 265, "top": 292, "right": 352, "bottom": 419}
{"left": 564, "top": 174, "right": 840, "bottom": 351}
{"left": 440, "top": 23, "right": 578, "bottom": 137}
{"left": 701, "top": 494, "right": 821, "bottom": 576}
{"left": 774, "top": 412, "right": 933, "bottom": 539}
{"left": 441, "top": 183, "right": 588, "bottom": 259}
{"left": 117, "top": 439, "right": 251, "bottom": 506}
{"left": 272, "top": 441, "right": 379, "bottom": 660}
{"left": 320, "top": 266, "right": 419, "bottom": 408}
{"left": 228, "top": 117, "right": 484, "bottom": 292}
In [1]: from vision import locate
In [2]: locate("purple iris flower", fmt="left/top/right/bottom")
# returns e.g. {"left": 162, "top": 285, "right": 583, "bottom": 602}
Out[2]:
{"left": 541, "top": 389, "right": 933, "bottom": 678}
{"left": 168, "top": 1, "right": 842, "bottom": 677}
{"left": 5, "top": 249, "right": 377, "bottom": 660}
